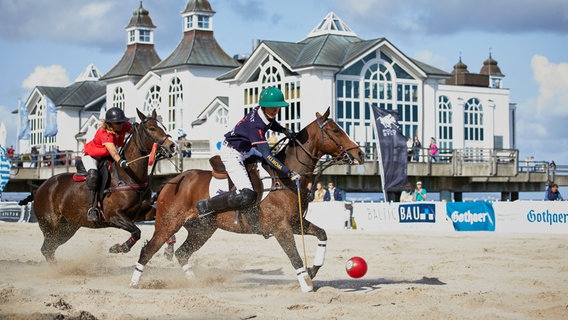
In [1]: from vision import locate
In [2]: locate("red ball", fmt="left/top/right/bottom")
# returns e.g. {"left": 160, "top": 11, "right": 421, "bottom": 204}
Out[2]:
{"left": 346, "top": 256, "right": 367, "bottom": 278}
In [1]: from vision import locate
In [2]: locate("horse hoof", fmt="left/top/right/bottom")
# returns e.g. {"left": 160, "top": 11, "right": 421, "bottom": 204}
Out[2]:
{"left": 109, "top": 243, "right": 130, "bottom": 254}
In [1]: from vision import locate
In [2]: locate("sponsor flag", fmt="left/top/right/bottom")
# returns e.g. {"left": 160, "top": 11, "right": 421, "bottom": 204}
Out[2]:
{"left": 44, "top": 95, "right": 58, "bottom": 137}
{"left": 371, "top": 105, "right": 408, "bottom": 192}
{"left": 0, "top": 145, "right": 10, "bottom": 194}
{"left": 18, "top": 100, "right": 30, "bottom": 140}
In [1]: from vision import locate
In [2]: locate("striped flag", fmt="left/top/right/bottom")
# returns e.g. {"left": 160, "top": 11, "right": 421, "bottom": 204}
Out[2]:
{"left": 0, "top": 145, "right": 10, "bottom": 194}
{"left": 18, "top": 100, "right": 30, "bottom": 140}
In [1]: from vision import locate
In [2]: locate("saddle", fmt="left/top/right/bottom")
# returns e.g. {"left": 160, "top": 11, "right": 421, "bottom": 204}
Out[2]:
{"left": 74, "top": 158, "right": 113, "bottom": 202}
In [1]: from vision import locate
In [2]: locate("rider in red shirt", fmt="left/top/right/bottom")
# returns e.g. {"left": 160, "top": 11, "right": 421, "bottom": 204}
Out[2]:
{"left": 82, "top": 107, "right": 132, "bottom": 221}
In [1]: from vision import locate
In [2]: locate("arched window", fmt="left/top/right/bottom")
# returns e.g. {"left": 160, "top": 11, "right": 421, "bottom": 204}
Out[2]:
{"left": 113, "top": 87, "right": 125, "bottom": 110}
{"left": 437, "top": 95, "right": 453, "bottom": 150}
{"left": 242, "top": 55, "right": 300, "bottom": 132}
{"left": 214, "top": 107, "right": 229, "bottom": 126}
{"left": 144, "top": 85, "right": 161, "bottom": 114}
{"left": 29, "top": 96, "right": 55, "bottom": 147}
{"left": 168, "top": 77, "right": 183, "bottom": 131}
{"left": 464, "top": 98, "right": 484, "bottom": 141}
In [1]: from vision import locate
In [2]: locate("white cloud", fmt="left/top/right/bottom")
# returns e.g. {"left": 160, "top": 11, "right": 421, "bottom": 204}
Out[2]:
{"left": 22, "top": 65, "right": 70, "bottom": 89}
{"left": 413, "top": 50, "right": 452, "bottom": 71}
{"left": 531, "top": 55, "right": 568, "bottom": 115}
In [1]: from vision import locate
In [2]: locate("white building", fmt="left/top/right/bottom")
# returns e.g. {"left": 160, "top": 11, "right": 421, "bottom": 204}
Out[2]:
{"left": 19, "top": 0, "right": 514, "bottom": 160}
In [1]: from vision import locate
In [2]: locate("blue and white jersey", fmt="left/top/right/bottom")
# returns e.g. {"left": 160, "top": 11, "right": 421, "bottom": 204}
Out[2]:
{"left": 224, "top": 106, "right": 286, "bottom": 153}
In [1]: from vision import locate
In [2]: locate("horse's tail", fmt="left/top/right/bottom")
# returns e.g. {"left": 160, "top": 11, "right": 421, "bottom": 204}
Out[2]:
{"left": 18, "top": 192, "right": 34, "bottom": 206}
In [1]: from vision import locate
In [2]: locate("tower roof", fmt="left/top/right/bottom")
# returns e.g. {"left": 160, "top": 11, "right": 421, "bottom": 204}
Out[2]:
{"left": 306, "top": 12, "right": 357, "bottom": 39}
{"left": 451, "top": 57, "right": 469, "bottom": 75}
{"left": 126, "top": 2, "right": 156, "bottom": 29}
{"left": 480, "top": 53, "right": 504, "bottom": 77}
{"left": 182, "top": 0, "right": 215, "bottom": 14}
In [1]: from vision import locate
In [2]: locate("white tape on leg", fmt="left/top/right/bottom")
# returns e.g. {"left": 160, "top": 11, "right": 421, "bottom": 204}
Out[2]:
{"left": 130, "top": 262, "right": 144, "bottom": 286}
{"left": 313, "top": 240, "right": 327, "bottom": 267}
{"left": 182, "top": 264, "right": 196, "bottom": 279}
{"left": 296, "top": 267, "right": 313, "bottom": 292}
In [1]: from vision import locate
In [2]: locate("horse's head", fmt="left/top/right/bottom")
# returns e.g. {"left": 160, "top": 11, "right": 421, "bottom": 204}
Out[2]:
{"left": 135, "top": 109, "right": 176, "bottom": 158}
{"left": 304, "top": 107, "right": 365, "bottom": 165}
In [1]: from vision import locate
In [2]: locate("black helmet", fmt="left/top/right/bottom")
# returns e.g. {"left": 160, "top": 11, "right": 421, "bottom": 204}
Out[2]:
{"left": 105, "top": 107, "right": 129, "bottom": 123}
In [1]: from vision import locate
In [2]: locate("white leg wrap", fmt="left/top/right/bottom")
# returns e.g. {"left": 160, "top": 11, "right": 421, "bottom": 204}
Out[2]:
{"left": 296, "top": 267, "right": 313, "bottom": 292}
{"left": 130, "top": 262, "right": 144, "bottom": 286}
{"left": 313, "top": 240, "right": 327, "bottom": 267}
{"left": 182, "top": 264, "right": 196, "bottom": 279}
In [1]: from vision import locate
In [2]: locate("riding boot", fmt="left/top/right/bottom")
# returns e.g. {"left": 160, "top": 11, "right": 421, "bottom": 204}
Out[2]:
{"left": 86, "top": 169, "right": 100, "bottom": 222}
{"left": 196, "top": 188, "right": 257, "bottom": 217}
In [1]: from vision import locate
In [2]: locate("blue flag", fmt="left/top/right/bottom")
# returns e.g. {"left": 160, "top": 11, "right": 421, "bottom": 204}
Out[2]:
{"left": 0, "top": 145, "right": 10, "bottom": 194}
{"left": 18, "top": 100, "right": 30, "bottom": 140}
{"left": 371, "top": 106, "right": 408, "bottom": 191}
{"left": 44, "top": 95, "right": 58, "bottom": 137}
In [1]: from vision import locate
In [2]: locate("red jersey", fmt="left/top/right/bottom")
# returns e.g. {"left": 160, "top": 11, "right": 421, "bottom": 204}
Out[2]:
{"left": 84, "top": 122, "right": 132, "bottom": 157}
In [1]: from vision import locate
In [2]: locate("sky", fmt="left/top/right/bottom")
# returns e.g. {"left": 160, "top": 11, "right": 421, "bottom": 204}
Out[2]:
{"left": 0, "top": 0, "right": 567, "bottom": 164}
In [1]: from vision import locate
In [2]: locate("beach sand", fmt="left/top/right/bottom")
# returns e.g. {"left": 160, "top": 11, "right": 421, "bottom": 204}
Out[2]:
{"left": 0, "top": 222, "right": 566, "bottom": 319}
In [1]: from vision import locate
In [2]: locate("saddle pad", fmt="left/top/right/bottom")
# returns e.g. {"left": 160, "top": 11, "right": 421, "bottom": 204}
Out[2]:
{"left": 73, "top": 174, "right": 86, "bottom": 182}
{"left": 208, "top": 164, "right": 272, "bottom": 201}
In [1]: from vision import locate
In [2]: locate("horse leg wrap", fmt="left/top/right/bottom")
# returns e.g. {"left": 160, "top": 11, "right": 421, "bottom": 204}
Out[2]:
{"left": 130, "top": 262, "right": 144, "bottom": 286}
{"left": 182, "top": 264, "right": 196, "bottom": 279}
{"left": 314, "top": 240, "right": 327, "bottom": 267}
{"left": 296, "top": 267, "right": 313, "bottom": 292}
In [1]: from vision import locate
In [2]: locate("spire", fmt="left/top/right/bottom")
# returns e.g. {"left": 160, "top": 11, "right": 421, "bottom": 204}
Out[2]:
{"left": 126, "top": 1, "right": 156, "bottom": 45}
{"left": 480, "top": 52, "right": 504, "bottom": 77}
{"left": 306, "top": 12, "right": 357, "bottom": 38}
{"left": 182, "top": 0, "right": 215, "bottom": 32}
{"left": 452, "top": 55, "right": 469, "bottom": 75}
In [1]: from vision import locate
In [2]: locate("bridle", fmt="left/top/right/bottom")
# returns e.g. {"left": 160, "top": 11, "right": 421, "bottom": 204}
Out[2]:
{"left": 122, "top": 117, "right": 171, "bottom": 161}
{"left": 288, "top": 117, "right": 359, "bottom": 174}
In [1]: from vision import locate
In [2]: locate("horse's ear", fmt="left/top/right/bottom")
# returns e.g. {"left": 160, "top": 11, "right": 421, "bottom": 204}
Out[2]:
{"left": 151, "top": 109, "right": 157, "bottom": 119}
{"left": 137, "top": 108, "right": 146, "bottom": 121}
{"left": 316, "top": 107, "right": 331, "bottom": 120}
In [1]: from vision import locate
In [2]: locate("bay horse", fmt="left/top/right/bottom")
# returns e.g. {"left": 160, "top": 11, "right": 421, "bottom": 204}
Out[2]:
{"left": 24, "top": 109, "right": 175, "bottom": 263}
{"left": 130, "top": 107, "right": 365, "bottom": 292}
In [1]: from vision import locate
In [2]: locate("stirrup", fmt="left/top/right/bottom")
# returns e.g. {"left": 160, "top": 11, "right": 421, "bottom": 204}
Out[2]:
{"left": 87, "top": 207, "right": 100, "bottom": 222}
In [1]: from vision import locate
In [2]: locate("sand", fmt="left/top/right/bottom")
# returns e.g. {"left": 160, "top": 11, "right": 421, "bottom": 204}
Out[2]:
{"left": 0, "top": 222, "right": 567, "bottom": 319}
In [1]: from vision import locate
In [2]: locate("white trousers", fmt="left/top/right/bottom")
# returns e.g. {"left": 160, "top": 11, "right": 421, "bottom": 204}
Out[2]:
{"left": 219, "top": 143, "right": 261, "bottom": 191}
{"left": 81, "top": 155, "right": 98, "bottom": 172}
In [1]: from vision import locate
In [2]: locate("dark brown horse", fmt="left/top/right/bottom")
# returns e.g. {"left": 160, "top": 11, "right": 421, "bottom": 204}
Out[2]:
{"left": 24, "top": 109, "right": 175, "bottom": 262}
{"left": 130, "top": 107, "right": 365, "bottom": 292}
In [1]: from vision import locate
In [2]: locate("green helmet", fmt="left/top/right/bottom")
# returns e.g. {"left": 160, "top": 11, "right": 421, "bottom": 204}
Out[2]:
{"left": 259, "top": 86, "right": 288, "bottom": 108}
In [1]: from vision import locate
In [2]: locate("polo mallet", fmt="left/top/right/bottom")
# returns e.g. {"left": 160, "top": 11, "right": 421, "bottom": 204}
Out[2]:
{"left": 296, "top": 179, "right": 308, "bottom": 270}
{"left": 126, "top": 143, "right": 158, "bottom": 167}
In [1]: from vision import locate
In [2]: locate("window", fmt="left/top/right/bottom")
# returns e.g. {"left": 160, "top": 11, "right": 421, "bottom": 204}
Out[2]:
{"left": 168, "top": 77, "right": 183, "bottom": 131}
{"left": 185, "top": 16, "right": 193, "bottom": 29}
{"left": 144, "top": 85, "right": 161, "bottom": 113}
{"left": 197, "top": 15, "right": 210, "bottom": 29}
{"left": 113, "top": 87, "right": 125, "bottom": 110}
{"left": 242, "top": 55, "right": 300, "bottom": 132}
{"left": 139, "top": 30, "right": 151, "bottom": 43}
{"left": 464, "top": 98, "right": 484, "bottom": 141}
{"left": 128, "top": 30, "right": 135, "bottom": 43}
{"left": 437, "top": 95, "right": 453, "bottom": 151}
{"left": 214, "top": 107, "right": 228, "bottom": 126}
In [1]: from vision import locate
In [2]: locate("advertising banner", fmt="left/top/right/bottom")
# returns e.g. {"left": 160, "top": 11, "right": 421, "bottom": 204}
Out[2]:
{"left": 446, "top": 202, "right": 496, "bottom": 231}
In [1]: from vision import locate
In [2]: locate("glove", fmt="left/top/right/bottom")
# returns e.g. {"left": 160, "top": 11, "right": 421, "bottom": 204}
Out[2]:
{"left": 119, "top": 158, "right": 128, "bottom": 170}
{"left": 284, "top": 129, "right": 296, "bottom": 139}
{"left": 288, "top": 171, "right": 301, "bottom": 181}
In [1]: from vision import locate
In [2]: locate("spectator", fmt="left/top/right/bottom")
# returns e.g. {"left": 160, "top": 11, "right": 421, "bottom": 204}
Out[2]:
{"left": 7, "top": 145, "right": 14, "bottom": 166}
{"left": 305, "top": 181, "right": 314, "bottom": 202}
{"left": 429, "top": 137, "right": 438, "bottom": 162}
{"left": 30, "top": 146, "right": 39, "bottom": 168}
{"left": 324, "top": 181, "right": 342, "bottom": 201}
{"left": 406, "top": 137, "right": 413, "bottom": 162}
{"left": 544, "top": 183, "right": 563, "bottom": 201}
{"left": 399, "top": 182, "right": 414, "bottom": 202}
{"left": 179, "top": 134, "right": 192, "bottom": 158}
{"left": 414, "top": 181, "right": 427, "bottom": 201}
{"left": 412, "top": 136, "right": 421, "bottom": 162}
{"left": 312, "top": 181, "right": 326, "bottom": 202}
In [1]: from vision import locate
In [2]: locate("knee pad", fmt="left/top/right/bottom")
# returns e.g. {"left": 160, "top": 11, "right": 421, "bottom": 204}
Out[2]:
{"left": 86, "top": 169, "right": 100, "bottom": 189}
{"left": 240, "top": 188, "right": 257, "bottom": 206}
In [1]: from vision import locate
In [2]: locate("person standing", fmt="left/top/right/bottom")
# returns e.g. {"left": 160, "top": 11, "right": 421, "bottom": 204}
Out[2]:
{"left": 429, "top": 137, "right": 438, "bottom": 162}
{"left": 414, "top": 181, "right": 427, "bottom": 201}
{"left": 412, "top": 136, "right": 421, "bottom": 162}
{"left": 406, "top": 137, "right": 413, "bottom": 162}
{"left": 324, "top": 181, "right": 342, "bottom": 201}
{"left": 399, "top": 182, "right": 414, "bottom": 202}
